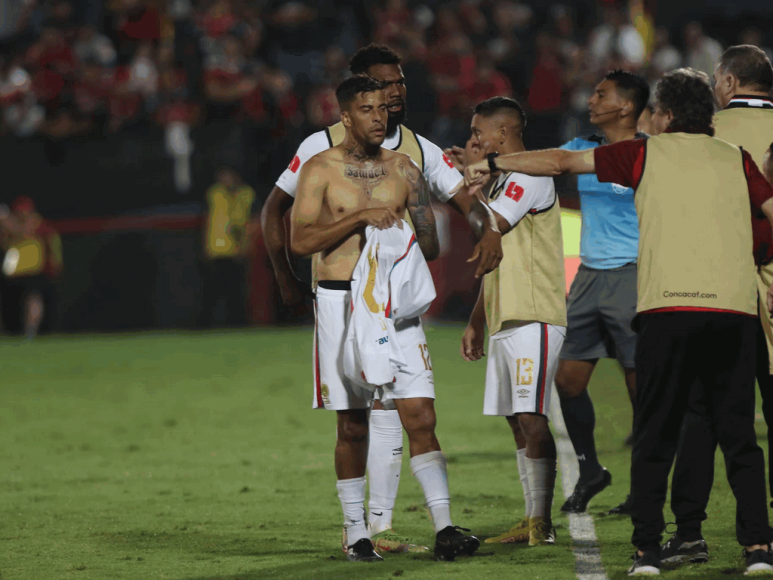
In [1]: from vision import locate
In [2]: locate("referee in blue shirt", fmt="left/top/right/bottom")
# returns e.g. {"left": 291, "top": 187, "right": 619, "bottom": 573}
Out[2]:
{"left": 557, "top": 70, "right": 650, "bottom": 515}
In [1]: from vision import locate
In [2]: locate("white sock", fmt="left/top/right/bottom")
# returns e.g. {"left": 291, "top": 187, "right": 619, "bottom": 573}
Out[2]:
{"left": 410, "top": 450, "right": 453, "bottom": 533}
{"left": 336, "top": 477, "right": 369, "bottom": 546}
{"left": 367, "top": 409, "right": 403, "bottom": 534}
{"left": 516, "top": 449, "right": 532, "bottom": 519}
{"left": 526, "top": 457, "right": 557, "bottom": 520}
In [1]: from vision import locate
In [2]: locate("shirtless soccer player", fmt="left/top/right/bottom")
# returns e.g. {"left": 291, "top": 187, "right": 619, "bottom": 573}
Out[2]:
{"left": 460, "top": 97, "right": 566, "bottom": 546}
{"left": 262, "top": 44, "right": 502, "bottom": 554}
{"left": 291, "top": 76, "right": 481, "bottom": 562}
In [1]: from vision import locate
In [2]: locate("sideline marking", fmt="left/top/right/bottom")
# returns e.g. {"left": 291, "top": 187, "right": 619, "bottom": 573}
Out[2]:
{"left": 550, "top": 383, "right": 609, "bottom": 580}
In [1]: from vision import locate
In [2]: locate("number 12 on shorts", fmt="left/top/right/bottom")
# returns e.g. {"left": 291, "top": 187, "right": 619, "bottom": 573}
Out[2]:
{"left": 418, "top": 344, "right": 432, "bottom": 370}
{"left": 515, "top": 358, "right": 533, "bottom": 385}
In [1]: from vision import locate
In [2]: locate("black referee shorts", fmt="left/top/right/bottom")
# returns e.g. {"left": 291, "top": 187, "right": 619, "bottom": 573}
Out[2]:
{"left": 630, "top": 311, "right": 770, "bottom": 554}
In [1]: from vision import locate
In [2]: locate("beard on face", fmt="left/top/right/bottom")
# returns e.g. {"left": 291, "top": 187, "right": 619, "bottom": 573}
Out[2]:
{"left": 386, "top": 100, "right": 408, "bottom": 137}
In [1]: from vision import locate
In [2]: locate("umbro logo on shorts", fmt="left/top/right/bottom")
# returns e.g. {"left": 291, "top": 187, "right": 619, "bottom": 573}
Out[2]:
{"left": 517, "top": 388, "right": 529, "bottom": 398}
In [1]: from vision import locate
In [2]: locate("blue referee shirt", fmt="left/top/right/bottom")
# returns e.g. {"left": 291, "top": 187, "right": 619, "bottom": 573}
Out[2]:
{"left": 560, "top": 135, "right": 642, "bottom": 270}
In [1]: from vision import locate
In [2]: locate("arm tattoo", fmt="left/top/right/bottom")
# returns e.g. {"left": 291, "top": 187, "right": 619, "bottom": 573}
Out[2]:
{"left": 404, "top": 161, "right": 440, "bottom": 260}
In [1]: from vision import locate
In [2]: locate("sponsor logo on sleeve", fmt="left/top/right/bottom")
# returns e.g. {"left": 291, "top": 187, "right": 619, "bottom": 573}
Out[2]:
{"left": 505, "top": 182, "right": 525, "bottom": 202}
{"left": 442, "top": 153, "right": 455, "bottom": 169}
{"left": 289, "top": 155, "right": 301, "bottom": 173}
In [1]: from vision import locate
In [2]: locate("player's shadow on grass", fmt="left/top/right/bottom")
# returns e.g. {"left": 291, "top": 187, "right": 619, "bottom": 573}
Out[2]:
{"left": 445, "top": 451, "right": 517, "bottom": 464}
{"left": 174, "top": 551, "right": 496, "bottom": 580}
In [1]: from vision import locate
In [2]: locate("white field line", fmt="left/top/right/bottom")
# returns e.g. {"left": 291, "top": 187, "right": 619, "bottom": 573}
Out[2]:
{"left": 550, "top": 382, "right": 610, "bottom": 580}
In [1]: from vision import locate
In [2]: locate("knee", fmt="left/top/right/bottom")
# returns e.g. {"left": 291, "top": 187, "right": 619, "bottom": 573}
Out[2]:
{"left": 555, "top": 370, "right": 585, "bottom": 399}
{"left": 519, "top": 415, "right": 553, "bottom": 443}
{"left": 403, "top": 407, "right": 436, "bottom": 435}
{"left": 337, "top": 415, "right": 369, "bottom": 444}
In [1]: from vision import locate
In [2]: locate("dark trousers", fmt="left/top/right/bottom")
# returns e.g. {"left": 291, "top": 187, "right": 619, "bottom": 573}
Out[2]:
{"left": 671, "top": 317, "right": 773, "bottom": 538}
{"left": 631, "top": 312, "right": 770, "bottom": 554}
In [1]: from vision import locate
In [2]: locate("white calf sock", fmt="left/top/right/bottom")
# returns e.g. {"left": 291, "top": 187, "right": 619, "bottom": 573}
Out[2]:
{"left": 410, "top": 450, "right": 453, "bottom": 533}
{"left": 516, "top": 449, "right": 532, "bottom": 519}
{"left": 526, "top": 457, "right": 557, "bottom": 520}
{"left": 336, "top": 477, "right": 369, "bottom": 546}
{"left": 367, "top": 409, "right": 404, "bottom": 534}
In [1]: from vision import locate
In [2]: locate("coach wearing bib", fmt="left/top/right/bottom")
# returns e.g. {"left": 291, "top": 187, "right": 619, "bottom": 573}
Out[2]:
{"left": 463, "top": 68, "right": 773, "bottom": 576}
{"left": 662, "top": 45, "right": 773, "bottom": 565}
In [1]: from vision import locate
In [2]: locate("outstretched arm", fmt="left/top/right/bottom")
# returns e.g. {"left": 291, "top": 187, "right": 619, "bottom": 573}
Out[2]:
{"left": 466, "top": 148, "right": 596, "bottom": 185}
{"left": 403, "top": 161, "right": 440, "bottom": 261}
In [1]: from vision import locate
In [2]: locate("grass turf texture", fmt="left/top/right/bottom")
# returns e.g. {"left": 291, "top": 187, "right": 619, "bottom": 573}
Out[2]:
{"left": 0, "top": 325, "right": 769, "bottom": 579}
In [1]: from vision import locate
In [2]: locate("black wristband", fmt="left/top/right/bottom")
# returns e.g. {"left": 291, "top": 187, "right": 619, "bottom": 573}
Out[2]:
{"left": 487, "top": 152, "right": 499, "bottom": 173}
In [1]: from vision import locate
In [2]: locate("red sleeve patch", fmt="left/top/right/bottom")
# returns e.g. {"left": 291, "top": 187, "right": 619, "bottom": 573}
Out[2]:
{"left": 289, "top": 155, "right": 301, "bottom": 173}
{"left": 504, "top": 182, "right": 525, "bottom": 202}
{"left": 442, "top": 153, "right": 454, "bottom": 169}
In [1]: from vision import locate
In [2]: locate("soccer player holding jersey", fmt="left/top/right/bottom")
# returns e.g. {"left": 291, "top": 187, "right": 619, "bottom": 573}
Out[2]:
{"left": 261, "top": 44, "right": 502, "bottom": 554}
{"left": 461, "top": 97, "right": 566, "bottom": 546}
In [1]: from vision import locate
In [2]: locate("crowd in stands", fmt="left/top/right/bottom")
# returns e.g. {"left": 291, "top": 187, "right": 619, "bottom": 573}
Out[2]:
{"left": 0, "top": 0, "right": 772, "bottom": 201}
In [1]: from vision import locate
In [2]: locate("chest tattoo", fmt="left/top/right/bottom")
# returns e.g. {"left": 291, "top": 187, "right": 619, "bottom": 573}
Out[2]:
{"left": 344, "top": 164, "right": 388, "bottom": 198}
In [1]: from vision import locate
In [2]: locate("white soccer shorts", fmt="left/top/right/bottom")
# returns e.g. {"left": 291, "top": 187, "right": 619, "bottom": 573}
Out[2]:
{"left": 313, "top": 286, "right": 435, "bottom": 411}
{"left": 483, "top": 322, "right": 566, "bottom": 417}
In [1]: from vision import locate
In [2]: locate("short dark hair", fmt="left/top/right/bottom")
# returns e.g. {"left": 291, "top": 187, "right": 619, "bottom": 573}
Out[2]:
{"left": 604, "top": 69, "right": 651, "bottom": 118}
{"left": 336, "top": 76, "right": 384, "bottom": 110}
{"left": 718, "top": 45, "right": 773, "bottom": 93}
{"left": 349, "top": 44, "right": 401, "bottom": 75}
{"left": 655, "top": 68, "right": 715, "bottom": 136}
{"left": 473, "top": 96, "right": 527, "bottom": 129}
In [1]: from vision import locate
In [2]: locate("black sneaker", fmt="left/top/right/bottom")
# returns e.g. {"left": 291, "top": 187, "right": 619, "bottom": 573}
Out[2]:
{"left": 743, "top": 548, "right": 773, "bottom": 575}
{"left": 561, "top": 468, "right": 612, "bottom": 513}
{"left": 660, "top": 533, "right": 708, "bottom": 564}
{"left": 628, "top": 551, "right": 661, "bottom": 575}
{"left": 608, "top": 494, "right": 632, "bottom": 515}
{"left": 434, "top": 526, "right": 480, "bottom": 561}
{"left": 346, "top": 538, "right": 383, "bottom": 562}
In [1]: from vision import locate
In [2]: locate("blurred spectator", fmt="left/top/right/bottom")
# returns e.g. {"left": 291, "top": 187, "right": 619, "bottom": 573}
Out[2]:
{"left": 465, "top": 55, "right": 513, "bottom": 107}
{"left": 157, "top": 41, "right": 199, "bottom": 192}
{"left": 72, "top": 57, "right": 112, "bottom": 134}
{"left": 650, "top": 26, "right": 681, "bottom": 76}
{"left": 0, "top": 54, "right": 44, "bottom": 137}
{"left": 200, "top": 167, "right": 256, "bottom": 328}
{"left": 739, "top": 27, "right": 773, "bottom": 64}
{"left": 373, "top": 0, "right": 410, "bottom": 47}
{"left": 126, "top": 40, "right": 158, "bottom": 112}
{"left": 73, "top": 24, "right": 117, "bottom": 68}
{"left": 0, "top": 195, "right": 62, "bottom": 338}
{"left": 488, "top": 1, "right": 535, "bottom": 98}
{"left": 199, "top": 0, "right": 238, "bottom": 41}
{"left": 683, "top": 21, "right": 722, "bottom": 79}
{"left": 26, "top": 23, "right": 77, "bottom": 110}
{"left": 305, "top": 45, "right": 347, "bottom": 131}
{"left": 203, "top": 34, "right": 259, "bottom": 121}
{"left": 588, "top": 7, "right": 645, "bottom": 69}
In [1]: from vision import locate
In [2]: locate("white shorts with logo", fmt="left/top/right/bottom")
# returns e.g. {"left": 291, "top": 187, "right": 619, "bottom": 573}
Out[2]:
{"left": 313, "top": 286, "right": 435, "bottom": 411}
{"left": 483, "top": 322, "right": 566, "bottom": 417}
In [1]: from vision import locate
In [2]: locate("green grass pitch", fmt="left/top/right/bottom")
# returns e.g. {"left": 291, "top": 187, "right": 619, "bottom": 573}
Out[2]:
{"left": 0, "top": 325, "right": 769, "bottom": 579}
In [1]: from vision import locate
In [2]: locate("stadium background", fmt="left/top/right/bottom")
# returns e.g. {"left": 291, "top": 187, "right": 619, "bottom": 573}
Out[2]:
{"left": 0, "top": 0, "right": 772, "bottom": 332}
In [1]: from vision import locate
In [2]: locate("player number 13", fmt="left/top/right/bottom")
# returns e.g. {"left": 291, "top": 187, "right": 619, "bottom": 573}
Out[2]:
{"left": 515, "top": 358, "right": 533, "bottom": 385}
